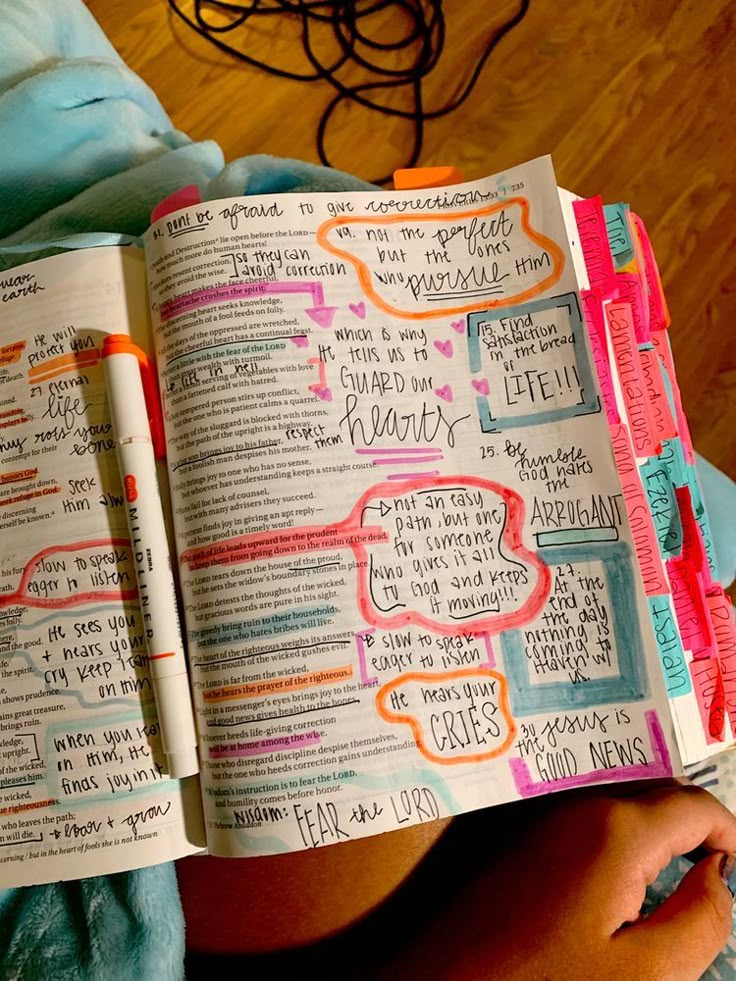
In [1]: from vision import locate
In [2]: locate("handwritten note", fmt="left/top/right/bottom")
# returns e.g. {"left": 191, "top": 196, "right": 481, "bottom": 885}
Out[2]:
{"left": 607, "top": 303, "right": 659, "bottom": 457}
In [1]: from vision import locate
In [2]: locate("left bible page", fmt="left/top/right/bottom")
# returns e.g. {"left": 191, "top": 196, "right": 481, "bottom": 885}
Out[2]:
{"left": 0, "top": 248, "right": 204, "bottom": 888}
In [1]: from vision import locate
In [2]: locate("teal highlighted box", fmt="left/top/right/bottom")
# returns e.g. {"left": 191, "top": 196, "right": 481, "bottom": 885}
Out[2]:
{"left": 500, "top": 542, "right": 648, "bottom": 715}
{"left": 647, "top": 595, "right": 691, "bottom": 697}
{"left": 466, "top": 291, "right": 600, "bottom": 432}
{"left": 535, "top": 527, "right": 619, "bottom": 548}
{"left": 192, "top": 604, "right": 339, "bottom": 648}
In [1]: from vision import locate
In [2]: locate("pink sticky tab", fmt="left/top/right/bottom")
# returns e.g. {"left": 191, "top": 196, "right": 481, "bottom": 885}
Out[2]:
{"left": 609, "top": 423, "right": 668, "bottom": 595}
{"left": 616, "top": 273, "right": 650, "bottom": 344}
{"left": 573, "top": 197, "right": 617, "bottom": 298}
{"left": 707, "top": 590, "right": 736, "bottom": 736}
{"left": 631, "top": 213, "right": 670, "bottom": 331}
{"left": 667, "top": 556, "right": 716, "bottom": 657}
{"left": 707, "top": 589, "right": 736, "bottom": 662}
{"left": 674, "top": 402, "right": 696, "bottom": 466}
{"left": 581, "top": 291, "right": 619, "bottom": 424}
{"left": 676, "top": 486, "right": 711, "bottom": 589}
{"left": 651, "top": 332, "right": 695, "bottom": 464}
{"left": 690, "top": 656, "right": 726, "bottom": 743}
{"left": 639, "top": 348, "right": 677, "bottom": 441}
{"left": 607, "top": 303, "right": 660, "bottom": 457}
{"left": 150, "top": 184, "right": 202, "bottom": 224}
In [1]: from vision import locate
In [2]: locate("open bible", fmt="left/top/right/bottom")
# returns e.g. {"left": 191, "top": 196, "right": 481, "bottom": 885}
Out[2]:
{"left": 0, "top": 155, "right": 733, "bottom": 888}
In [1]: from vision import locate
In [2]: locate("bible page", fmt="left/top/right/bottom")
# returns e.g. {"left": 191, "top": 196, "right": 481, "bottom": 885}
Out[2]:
{"left": 145, "top": 156, "right": 681, "bottom": 857}
{"left": 0, "top": 248, "right": 204, "bottom": 887}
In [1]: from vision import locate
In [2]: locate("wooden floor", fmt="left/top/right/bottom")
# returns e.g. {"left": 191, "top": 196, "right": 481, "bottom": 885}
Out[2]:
{"left": 88, "top": 0, "right": 735, "bottom": 480}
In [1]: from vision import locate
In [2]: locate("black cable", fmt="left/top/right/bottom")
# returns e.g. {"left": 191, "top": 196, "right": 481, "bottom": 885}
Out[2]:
{"left": 166, "top": 0, "right": 532, "bottom": 185}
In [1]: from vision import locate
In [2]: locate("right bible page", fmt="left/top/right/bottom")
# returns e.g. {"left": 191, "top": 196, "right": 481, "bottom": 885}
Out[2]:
{"left": 145, "top": 156, "right": 683, "bottom": 858}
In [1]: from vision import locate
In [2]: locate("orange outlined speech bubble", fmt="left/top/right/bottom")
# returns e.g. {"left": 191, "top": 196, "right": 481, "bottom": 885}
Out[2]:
{"left": 316, "top": 197, "right": 564, "bottom": 320}
{"left": 376, "top": 667, "right": 516, "bottom": 765}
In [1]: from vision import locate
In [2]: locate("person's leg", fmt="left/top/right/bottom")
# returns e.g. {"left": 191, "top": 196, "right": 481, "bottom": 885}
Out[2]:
{"left": 177, "top": 818, "right": 450, "bottom": 953}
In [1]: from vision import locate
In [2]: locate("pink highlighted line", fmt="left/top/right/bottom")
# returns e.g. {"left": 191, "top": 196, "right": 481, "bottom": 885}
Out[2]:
{"left": 159, "top": 280, "right": 333, "bottom": 325}
{"left": 387, "top": 470, "right": 441, "bottom": 480}
{"left": 509, "top": 710, "right": 671, "bottom": 798}
{"left": 482, "top": 634, "right": 496, "bottom": 668}
{"left": 355, "top": 448, "right": 439, "bottom": 455}
{"left": 180, "top": 524, "right": 388, "bottom": 570}
{"left": 210, "top": 730, "right": 320, "bottom": 759}
{"left": 374, "top": 456, "right": 443, "bottom": 466}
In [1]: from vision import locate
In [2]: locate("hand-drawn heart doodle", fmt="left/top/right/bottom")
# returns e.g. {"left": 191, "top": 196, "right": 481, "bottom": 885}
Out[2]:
{"left": 434, "top": 340, "right": 453, "bottom": 359}
{"left": 309, "top": 385, "right": 333, "bottom": 402}
{"left": 348, "top": 301, "right": 366, "bottom": 319}
{"left": 450, "top": 319, "right": 465, "bottom": 334}
{"left": 472, "top": 378, "right": 490, "bottom": 395}
{"left": 434, "top": 385, "right": 453, "bottom": 402}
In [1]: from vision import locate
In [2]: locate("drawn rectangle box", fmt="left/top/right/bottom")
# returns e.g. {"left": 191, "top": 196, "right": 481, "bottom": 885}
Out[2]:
{"left": 466, "top": 291, "right": 600, "bottom": 432}
{"left": 500, "top": 542, "right": 648, "bottom": 715}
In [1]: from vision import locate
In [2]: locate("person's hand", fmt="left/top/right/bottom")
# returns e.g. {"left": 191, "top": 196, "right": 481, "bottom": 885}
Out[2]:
{"left": 385, "top": 783, "right": 736, "bottom": 980}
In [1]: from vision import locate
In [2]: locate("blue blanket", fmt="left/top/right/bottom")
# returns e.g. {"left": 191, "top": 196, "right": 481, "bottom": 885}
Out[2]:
{"left": 0, "top": 2, "right": 733, "bottom": 978}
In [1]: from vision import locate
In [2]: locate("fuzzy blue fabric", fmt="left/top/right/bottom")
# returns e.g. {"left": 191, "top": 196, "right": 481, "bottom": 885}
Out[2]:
{"left": 0, "top": 2, "right": 733, "bottom": 979}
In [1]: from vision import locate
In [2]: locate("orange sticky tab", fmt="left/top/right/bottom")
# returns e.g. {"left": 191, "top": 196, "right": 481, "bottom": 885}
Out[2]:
{"left": 101, "top": 335, "right": 167, "bottom": 460}
{"left": 393, "top": 166, "right": 464, "bottom": 190}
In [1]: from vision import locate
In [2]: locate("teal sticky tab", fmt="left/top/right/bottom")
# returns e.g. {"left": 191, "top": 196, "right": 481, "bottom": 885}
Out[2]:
{"left": 685, "top": 463, "right": 720, "bottom": 581}
{"left": 685, "top": 463, "right": 705, "bottom": 517}
{"left": 657, "top": 357, "right": 679, "bottom": 419}
{"left": 647, "top": 595, "right": 692, "bottom": 697}
{"left": 659, "top": 438, "right": 687, "bottom": 489}
{"left": 639, "top": 456, "right": 683, "bottom": 557}
{"left": 604, "top": 202, "right": 634, "bottom": 267}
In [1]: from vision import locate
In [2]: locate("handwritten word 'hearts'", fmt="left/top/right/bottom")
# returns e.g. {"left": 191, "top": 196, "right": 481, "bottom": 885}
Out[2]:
{"left": 433, "top": 339, "right": 453, "bottom": 359}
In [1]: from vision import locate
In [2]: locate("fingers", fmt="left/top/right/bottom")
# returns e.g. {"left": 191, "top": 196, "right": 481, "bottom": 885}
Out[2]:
{"left": 612, "top": 853, "right": 733, "bottom": 980}
{"left": 617, "top": 785, "right": 736, "bottom": 885}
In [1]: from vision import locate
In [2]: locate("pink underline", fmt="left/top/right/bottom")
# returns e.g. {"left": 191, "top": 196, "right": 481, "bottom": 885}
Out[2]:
{"left": 354, "top": 447, "right": 437, "bottom": 454}
{"left": 209, "top": 730, "right": 320, "bottom": 758}
{"left": 387, "top": 470, "right": 441, "bottom": 480}
{"left": 373, "top": 456, "right": 443, "bottom": 465}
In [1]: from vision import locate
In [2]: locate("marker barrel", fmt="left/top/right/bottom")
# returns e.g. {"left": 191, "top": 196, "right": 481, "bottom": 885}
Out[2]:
{"left": 103, "top": 346, "right": 199, "bottom": 778}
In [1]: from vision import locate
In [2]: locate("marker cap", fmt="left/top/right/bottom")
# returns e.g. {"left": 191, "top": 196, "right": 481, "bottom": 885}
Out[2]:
{"left": 101, "top": 335, "right": 167, "bottom": 457}
{"left": 166, "top": 746, "right": 200, "bottom": 780}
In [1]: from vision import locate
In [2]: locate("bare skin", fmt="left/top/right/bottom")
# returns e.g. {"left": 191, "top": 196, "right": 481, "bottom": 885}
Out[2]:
{"left": 178, "top": 783, "right": 736, "bottom": 977}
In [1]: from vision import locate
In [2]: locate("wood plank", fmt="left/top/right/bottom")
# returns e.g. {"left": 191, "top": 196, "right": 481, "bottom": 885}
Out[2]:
{"left": 87, "top": 0, "right": 736, "bottom": 480}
